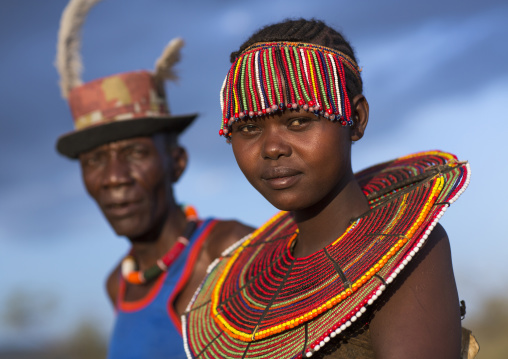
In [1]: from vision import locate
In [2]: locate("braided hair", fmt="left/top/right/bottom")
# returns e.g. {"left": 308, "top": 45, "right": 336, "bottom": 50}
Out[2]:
{"left": 230, "top": 18, "right": 363, "bottom": 103}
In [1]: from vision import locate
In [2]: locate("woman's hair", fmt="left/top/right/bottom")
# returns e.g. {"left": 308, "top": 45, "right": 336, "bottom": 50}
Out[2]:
{"left": 230, "top": 18, "right": 363, "bottom": 101}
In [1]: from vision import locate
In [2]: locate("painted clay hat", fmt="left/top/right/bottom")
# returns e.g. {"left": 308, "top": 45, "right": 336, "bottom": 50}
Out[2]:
{"left": 56, "top": 70, "right": 197, "bottom": 158}
{"left": 55, "top": 0, "right": 196, "bottom": 158}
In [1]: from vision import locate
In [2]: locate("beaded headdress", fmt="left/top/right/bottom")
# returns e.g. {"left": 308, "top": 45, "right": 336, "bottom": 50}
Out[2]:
{"left": 219, "top": 41, "right": 362, "bottom": 138}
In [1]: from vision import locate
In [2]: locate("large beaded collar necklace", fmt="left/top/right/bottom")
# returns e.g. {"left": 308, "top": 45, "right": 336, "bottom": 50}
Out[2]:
{"left": 219, "top": 41, "right": 362, "bottom": 139}
{"left": 183, "top": 151, "right": 470, "bottom": 359}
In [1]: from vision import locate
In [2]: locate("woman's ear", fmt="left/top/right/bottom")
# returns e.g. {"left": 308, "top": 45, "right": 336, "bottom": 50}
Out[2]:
{"left": 350, "top": 94, "right": 369, "bottom": 142}
{"left": 170, "top": 146, "right": 188, "bottom": 183}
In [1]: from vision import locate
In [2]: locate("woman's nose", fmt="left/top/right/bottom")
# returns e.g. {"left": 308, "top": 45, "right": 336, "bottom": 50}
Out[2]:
{"left": 261, "top": 127, "right": 292, "bottom": 160}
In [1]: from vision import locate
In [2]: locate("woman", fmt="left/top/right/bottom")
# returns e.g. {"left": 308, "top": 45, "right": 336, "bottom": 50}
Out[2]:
{"left": 183, "top": 19, "right": 474, "bottom": 358}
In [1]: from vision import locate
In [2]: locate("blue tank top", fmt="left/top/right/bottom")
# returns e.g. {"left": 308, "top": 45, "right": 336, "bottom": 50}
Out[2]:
{"left": 108, "top": 218, "right": 217, "bottom": 359}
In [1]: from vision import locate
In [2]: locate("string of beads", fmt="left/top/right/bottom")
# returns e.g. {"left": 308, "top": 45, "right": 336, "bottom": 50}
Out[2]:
{"left": 219, "top": 42, "right": 362, "bottom": 139}
{"left": 121, "top": 205, "right": 198, "bottom": 285}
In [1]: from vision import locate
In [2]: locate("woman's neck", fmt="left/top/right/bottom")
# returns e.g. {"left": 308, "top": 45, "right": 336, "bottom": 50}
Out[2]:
{"left": 291, "top": 175, "right": 370, "bottom": 258}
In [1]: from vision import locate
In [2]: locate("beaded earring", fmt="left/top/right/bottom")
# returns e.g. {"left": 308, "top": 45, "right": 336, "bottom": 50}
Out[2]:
{"left": 219, "top": 42, "right": 362, "bottom": 138}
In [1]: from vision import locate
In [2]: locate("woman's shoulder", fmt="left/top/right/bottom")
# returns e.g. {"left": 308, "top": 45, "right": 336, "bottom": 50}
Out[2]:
{"left": 368, "top": 222, "right": 463, "bottom": 359}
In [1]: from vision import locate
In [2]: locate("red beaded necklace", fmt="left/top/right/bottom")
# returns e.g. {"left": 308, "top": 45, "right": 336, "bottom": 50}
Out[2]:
{"left": 121, "top": 205, "right": 198, "bottom": 285}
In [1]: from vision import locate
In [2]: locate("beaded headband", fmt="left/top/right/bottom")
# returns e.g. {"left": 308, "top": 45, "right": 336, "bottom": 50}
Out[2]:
{"left": 219, "top": 41, "right": 362, "bottom": 138}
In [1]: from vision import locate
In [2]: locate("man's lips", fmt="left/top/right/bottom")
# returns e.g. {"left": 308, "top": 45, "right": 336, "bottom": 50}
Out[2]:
{"left": 102, "top": 199, "right": 143, "bottom": 218}
{"left": 261, "top": 167, "right": 302, "bottom": 189}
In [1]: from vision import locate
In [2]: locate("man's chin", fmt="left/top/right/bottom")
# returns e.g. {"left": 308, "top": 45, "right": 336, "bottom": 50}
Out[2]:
{"left": 108, "top": 218, "right": 146, "bottom": 239}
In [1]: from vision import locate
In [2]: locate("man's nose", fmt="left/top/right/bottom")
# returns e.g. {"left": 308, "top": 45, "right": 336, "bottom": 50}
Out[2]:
{"left": 101, "top": 156, "right": 132, "bottom": 188}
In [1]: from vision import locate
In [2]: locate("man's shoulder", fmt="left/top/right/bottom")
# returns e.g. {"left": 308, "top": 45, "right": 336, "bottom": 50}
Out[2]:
{"left": 209, "top": 219, "right": 253, "bottom": 239}
{"left": 202, "top": 219, "right": 254, "bottom": 259}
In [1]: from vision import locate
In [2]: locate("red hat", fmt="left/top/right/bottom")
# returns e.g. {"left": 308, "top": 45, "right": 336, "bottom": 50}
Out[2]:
{"left": 56, "top": 70, "right": 196, "bottom": 158}
{"left": 55, "top": 0, "right": 196, "bottom": 158}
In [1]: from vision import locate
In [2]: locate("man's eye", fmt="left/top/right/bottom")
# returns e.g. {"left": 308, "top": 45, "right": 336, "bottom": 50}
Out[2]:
{"left": 84, "top": 154, "right": 102, "bottom": 166}
{"left": 128, "top": 147, "right": 149, "bottom": 158}
{"left": 83, "top": 155, "right": 102, "bottom": 167}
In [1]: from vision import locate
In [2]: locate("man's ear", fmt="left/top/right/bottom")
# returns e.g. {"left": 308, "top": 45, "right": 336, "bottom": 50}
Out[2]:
{"left": 170, "top": 146, "right": 188, "bottom": 183}
{"left": 350, "top": 94, "right": 369, "bottom": 142}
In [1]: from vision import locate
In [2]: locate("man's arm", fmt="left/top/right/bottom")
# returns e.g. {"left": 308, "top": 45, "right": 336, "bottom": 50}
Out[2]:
{"left": 106, "top": 264, "right": 121, "bottom": 306}
{"left": 205, "top": 220, "right": 254, "bottom": 260}
{"left": 173, "top": 220, "right": 254, "bottom": 317}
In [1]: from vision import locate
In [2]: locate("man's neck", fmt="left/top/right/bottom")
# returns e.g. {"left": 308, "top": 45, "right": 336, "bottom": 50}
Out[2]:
{"left": 129, "top": 204, "right": 187, "bottom": 270}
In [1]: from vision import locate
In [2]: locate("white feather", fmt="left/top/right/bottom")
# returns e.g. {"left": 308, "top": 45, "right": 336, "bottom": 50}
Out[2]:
{"left": 154, "top": 38, "right": 185, "bottom": 81}
{"left": 56, "top": 0, "right": 102, "bottom": 98}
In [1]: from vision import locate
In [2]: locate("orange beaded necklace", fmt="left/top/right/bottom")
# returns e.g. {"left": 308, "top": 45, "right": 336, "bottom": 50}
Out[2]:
{"left": 121, "top": 205, "right": 198, "bottom": 285}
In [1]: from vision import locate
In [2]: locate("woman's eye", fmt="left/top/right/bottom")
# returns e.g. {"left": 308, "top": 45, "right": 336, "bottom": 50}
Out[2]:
{"left": 289, "top": 118, "right": 309, "bottom": 128}
{"left": 239, "top": 124, "right": 260, "bottom": 133}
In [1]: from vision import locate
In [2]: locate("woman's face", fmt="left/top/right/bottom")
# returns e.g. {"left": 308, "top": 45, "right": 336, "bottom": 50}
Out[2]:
{"left": 231, "top": 109, "right": 353, "bottom": 212}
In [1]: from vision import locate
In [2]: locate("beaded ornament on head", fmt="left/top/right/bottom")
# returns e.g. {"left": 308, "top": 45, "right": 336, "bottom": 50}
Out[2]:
{"left": 219, "top": 34, "right": 363, "bottom": 140}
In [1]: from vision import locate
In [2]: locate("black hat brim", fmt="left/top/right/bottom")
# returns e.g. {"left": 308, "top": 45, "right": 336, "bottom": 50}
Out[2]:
{"left": 56, "top": 113, "right": 198, "bottom": 159}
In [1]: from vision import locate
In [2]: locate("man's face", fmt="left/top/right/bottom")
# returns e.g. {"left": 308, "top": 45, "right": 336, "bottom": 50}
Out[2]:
{"left": 79, "top": 136, "right": 179, "bottom": 240}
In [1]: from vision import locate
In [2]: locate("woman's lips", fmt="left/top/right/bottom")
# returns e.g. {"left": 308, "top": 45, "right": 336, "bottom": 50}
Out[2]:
{"left": 261, "top": 167, "right": 302, "bottom": 190}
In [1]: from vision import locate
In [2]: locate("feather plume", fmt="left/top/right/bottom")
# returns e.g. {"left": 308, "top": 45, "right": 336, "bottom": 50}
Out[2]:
{"left": 154, "top": 38, "right": 185, "bottom": 81}
{"left": 56, "top": 0, "right": 102, "bottom": 98}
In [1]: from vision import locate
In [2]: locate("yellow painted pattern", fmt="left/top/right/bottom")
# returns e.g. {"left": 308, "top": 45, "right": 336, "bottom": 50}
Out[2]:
{"left": 101, "top": 76, "right": 132, "bottom": 105}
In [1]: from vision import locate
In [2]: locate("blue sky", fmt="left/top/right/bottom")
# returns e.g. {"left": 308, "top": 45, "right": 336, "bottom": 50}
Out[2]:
{"left": 1, "top": 0, "right": 507, "bottom": 347}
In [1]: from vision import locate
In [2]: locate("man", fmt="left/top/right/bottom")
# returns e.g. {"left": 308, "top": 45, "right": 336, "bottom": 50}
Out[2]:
{"left": 55, "top": 2, "right": 252, "bottom": 357}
